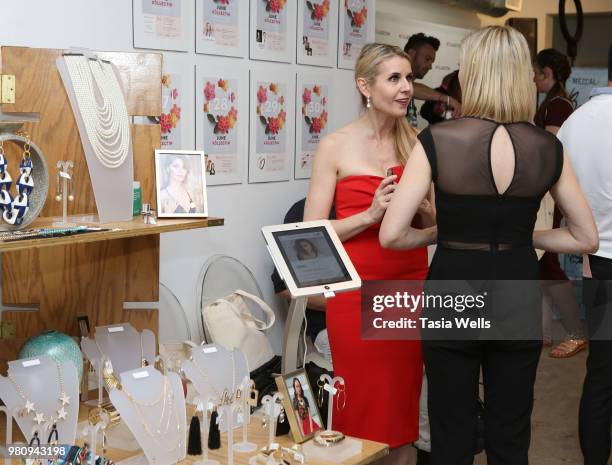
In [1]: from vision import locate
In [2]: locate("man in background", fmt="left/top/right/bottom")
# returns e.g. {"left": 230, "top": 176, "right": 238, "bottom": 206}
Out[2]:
{"left": 557, "top": 42, "right": 612, "bottom": 465}
{"left": 404, "top": 33, "right": 461, "bottom": 126}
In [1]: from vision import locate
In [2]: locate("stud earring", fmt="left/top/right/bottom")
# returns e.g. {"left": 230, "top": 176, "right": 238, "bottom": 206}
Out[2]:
{"left": 366, "top": 96, "right": 372, "bottom": 109}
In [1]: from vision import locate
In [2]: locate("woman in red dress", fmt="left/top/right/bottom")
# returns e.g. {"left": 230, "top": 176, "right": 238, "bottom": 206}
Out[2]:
{"left": 305, "top": 43, "right": 433, "bottom": 463}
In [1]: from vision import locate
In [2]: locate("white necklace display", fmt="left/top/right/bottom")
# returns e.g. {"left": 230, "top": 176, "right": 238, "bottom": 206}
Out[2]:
{"left": 7, "top": 362, "right": 70, "bottom": 426}
{"left": 121, "top": 375, "right": 183, "bottom": 453}
{"left": 190, "top": 349, "right": 236, "bottom": 405}
{"left": 63, "top": 55, "right": 130, "bottom": 169}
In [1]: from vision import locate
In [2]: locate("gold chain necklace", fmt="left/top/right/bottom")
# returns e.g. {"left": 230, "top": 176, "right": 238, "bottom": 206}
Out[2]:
{"left": 8, "top": 362, "right": 71, "bottom": 426}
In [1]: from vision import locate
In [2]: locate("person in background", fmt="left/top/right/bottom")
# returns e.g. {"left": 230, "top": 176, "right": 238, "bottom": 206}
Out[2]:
{"left": 404, "top": 33, "right": 462, "bottom": 127}
{"left": 420, "top": 70, "right": 462, "bottom": 125}
{"left": 558, "top": 41, "right": 612, "bottom": 465}
{"left": 534, "top": 48, "right": 587, "bottom": 358}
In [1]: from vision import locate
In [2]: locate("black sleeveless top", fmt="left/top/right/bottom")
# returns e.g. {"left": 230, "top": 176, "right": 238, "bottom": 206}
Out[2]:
{"left": 418, "top": 117, "right": 563, "bottom": 252}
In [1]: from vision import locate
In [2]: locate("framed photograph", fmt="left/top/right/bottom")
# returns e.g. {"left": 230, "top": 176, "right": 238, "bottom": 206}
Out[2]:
{"left": 132, "top": 0, "right": 191, "bottom": 52}
{"left": 249, "top": 0, "right": 297, "bottom": 63}
{"left": 275, "top": 369, "right": 324, "bottom": 443}
{"left": 338, "top": 0, "right": 376, "bottom": 70}
{"left": 296, "top": 0, "right": 338, "bottom": 67}
{"left": 195, "top": 0, "right": 248, "bottom": 57}
{"left": 155, "top": 150, "right": 208, "bottom": 217}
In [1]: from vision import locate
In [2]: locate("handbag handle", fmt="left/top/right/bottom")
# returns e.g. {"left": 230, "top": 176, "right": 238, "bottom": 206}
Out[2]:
{"left": 214, "top": 289, "right": 276, "bottom": 330}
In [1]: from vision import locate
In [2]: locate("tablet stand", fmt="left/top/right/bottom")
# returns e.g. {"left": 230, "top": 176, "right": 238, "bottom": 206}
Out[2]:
{"left": 110, "top": 367, "right": 186, "bottom": 465}
{"left": 0, "top": 355, "right": 79, "bottom": 445}
{"left": 282, "top": 297, "right": 308, "bottom": 374}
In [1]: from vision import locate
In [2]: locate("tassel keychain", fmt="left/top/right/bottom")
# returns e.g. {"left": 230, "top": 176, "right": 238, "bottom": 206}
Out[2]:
{"left": 187, "top": 413, "right": 202, "bottom": 455}
{"left": 208, "top": 407, "right": 221, "bottom": 450}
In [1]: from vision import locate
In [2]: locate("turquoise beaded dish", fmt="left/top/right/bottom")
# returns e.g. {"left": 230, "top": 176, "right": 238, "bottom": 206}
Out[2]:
{"left": 18, "top": 330, "right": 83, "bottom": 383}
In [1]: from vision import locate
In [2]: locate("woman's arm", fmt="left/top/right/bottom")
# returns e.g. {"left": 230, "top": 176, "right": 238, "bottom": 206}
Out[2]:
{"left": 379, "top": 142, "right": 437, "bottom": 249}
{"left": 304, "top": 135, "right": 396, "bottom": 242}
{"left": 533, "top": 152, "right": 599, "bottom": 254}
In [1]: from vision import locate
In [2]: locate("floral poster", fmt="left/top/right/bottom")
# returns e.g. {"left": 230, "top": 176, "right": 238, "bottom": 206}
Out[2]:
{"left": 249, "top": 71, "right": 294, "bottom": 183}
{"left": 196, "top": 0, "right": 247, "bottom": 57}
{"left": 160, "top": 74, "right": 183, "bottom": 148}
{"left": 250, "top": 0, "right": 296, "bottom": 63}
{"left": 133, "top": 0, "right": 189, "bottom": 51}
{"left": 295, "top": 76, "right": 331, "bottom": 179}
{"left": 297, "top": 0, "right": 337, "bottom": 67}
{"left": 338, "top": 0, "right": 375, "bottom": 69}
{"left": 196, "top": 65, "right": 246, "bottom": 185}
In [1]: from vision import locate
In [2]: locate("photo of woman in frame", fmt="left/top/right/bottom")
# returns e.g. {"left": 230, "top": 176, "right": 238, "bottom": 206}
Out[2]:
{"left": 155, "top": 150, "right": 208, "bottom": 217}
{"left": 276, "top": 369, "right": 323, "bottom": 442}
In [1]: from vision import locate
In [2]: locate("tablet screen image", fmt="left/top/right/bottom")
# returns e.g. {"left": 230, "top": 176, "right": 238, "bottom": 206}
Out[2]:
{"left": 272, "top": 227, "right": 352, "bottom": 288}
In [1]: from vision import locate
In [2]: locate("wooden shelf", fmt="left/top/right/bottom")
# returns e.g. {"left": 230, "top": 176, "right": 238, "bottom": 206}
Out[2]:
{"left": 0, "top": 216, "right": 224, "bottom": 252}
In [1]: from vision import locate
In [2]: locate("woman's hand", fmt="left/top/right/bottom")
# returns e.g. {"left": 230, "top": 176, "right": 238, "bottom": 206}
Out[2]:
{"left": 365, "top": 175, "right": 397, "bottom": 224}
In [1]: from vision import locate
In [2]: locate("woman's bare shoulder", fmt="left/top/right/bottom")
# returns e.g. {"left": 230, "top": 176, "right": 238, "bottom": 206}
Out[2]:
{"left": 318, "top": 121, "right": 361, "bottom": 154}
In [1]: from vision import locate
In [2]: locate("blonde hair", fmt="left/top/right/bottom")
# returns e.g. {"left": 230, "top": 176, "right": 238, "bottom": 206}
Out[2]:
{"left": 355, "top": 43, "right": 418, "bottom": 166}
{"left": 460, "top": 26, "right": 536, "bottom": 123}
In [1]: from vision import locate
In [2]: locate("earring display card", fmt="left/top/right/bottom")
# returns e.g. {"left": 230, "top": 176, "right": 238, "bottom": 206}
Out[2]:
{"left": 133, "top": 0, "right": 192, "bottom": 51}
{"left": 296, "top": 0, "right": 338, "bottom": 67}
{"left": 249, "top": 0, "right": 297, "bottom": 63}
{"left": 338, "top": 0, "right": 376, "bottom": 70}
{"left": 196, "top": 0, "right": 248, "bottom": 57}
{"left": 248, "top": 68, "right": 295, "bottom": 184}
{"left": 0, "top": 355, "right": 79, "bottom": 445}
{"left": 295, "top": 73, "right": 332, "bottom": 180}
{"left": 195, "top": 62, "right": 248, "bottom": 186}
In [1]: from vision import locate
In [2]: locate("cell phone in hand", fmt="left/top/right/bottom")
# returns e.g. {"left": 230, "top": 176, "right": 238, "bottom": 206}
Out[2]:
{"left": 386, "top": 168, "right": 395, "bottom": 184}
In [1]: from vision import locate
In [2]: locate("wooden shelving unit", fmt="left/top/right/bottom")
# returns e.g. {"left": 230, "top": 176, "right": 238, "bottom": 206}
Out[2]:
{"left": 0, "top": 217, "right": 224, "bottom": 253}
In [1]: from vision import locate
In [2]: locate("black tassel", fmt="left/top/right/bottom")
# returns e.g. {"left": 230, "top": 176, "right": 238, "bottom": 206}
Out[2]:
{"left": 208, "top": 408, "right": 221, "bottom": 450}
{"left": 187, "top": 414, "right": 202, "bottom": 455}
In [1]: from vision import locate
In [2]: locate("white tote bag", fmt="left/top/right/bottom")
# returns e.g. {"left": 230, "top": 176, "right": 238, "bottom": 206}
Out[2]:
{"left": 201, "top": 289, "right": 276, "bottom": 371}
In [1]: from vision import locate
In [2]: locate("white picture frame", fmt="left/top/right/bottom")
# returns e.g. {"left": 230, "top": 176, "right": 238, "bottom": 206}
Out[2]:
{"left": 296, "top": 0, "right": 338, "bottom": 67}
{"left": 195, "top": 0, "right": 248, "bottom": 57}
{"left": 262, "top": 220, "right": 361, "bottom": 298}
{"left": 295, "top": 72, "right": 332, "bottom": 179}
{"left": 195, "top": 63, "right": 247, "bottom": 186}
{"left": 249, "top": 0, "right": 297, "bottom": 63}
{"left": 155, "top": 149, "right": 209, "bottom": 217}
{"left": 337, "top": 0, "right": 376, "bottom": 70}
{"left": 248, "top": 69, "right": 295, "bottom": 183}
{"left": 133, "top": 0, "right": 191, "bottom": 52}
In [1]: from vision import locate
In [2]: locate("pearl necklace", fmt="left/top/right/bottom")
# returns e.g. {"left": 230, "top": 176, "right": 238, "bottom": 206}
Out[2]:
{"left": 63, "top": 55, "right": 130, "bottom": 169}
{"left": 7, "top": 362, "right": 71, "bottom": 426}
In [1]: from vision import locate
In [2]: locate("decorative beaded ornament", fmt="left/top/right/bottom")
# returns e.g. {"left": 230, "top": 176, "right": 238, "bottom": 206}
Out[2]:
{"left": 0, "top": 137, "right": 35, "bottom": 226}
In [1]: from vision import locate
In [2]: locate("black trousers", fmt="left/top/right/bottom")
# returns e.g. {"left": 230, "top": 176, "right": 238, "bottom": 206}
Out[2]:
{"left": 423, "top": 340, "right": 542, "bottom": 465}
{"left": 579, "top": 254, "right": 612, "bottom": 465}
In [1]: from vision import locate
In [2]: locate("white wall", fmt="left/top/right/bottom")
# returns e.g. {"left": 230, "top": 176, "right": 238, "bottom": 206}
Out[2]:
{"left": 0, "top": 0, "right": 486, "bottom": 353}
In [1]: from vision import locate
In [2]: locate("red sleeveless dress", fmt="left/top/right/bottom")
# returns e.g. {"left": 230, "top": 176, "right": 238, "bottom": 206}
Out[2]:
{"left": 326, "top": 165, "right": 428, "bottom": 447}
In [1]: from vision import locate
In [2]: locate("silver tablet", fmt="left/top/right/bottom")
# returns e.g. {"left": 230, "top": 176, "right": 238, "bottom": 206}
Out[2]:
{"left": 262, "top": 220, "right": 361, "bottom": 298}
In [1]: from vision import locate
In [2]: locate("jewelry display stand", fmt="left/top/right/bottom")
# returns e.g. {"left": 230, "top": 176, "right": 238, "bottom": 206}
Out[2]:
{"left": 81, "top": 323, "right": 156, "bottom": 392}
{"left": 0, "top": 355, "right": 79, "bottom": 445}
{"left": 303, "top": 375, "right": 362, "bottom": 463}
{"left": 248, "top": 393, "right": 284, "bottom": 465}
{"left": 56, "top": 52, "right": 133, "bottom": 224}
{"left": 110, "top": 367, "right": 186, "bottom": 465}
{"left": 52, "top": 160, "right": 76, "bottom": 227}
{"left": 181, "top": 344, "right": 249, "bottom": 434}
{"left": 233, "top": 377, "right": 257, "bottom": 454}
{"left": 1, "top": 405, "right": 13, "bottom": 465}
